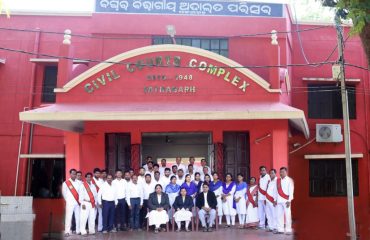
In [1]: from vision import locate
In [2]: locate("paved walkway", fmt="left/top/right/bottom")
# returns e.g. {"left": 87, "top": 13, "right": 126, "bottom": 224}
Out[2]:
{"left": 64, "top": 228, "right": 294, "bottom": 240}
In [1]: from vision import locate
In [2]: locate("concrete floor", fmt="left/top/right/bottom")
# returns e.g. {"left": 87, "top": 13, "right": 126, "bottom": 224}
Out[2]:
{"left": 65, "top": 228, "right": 294, "bottom": 240}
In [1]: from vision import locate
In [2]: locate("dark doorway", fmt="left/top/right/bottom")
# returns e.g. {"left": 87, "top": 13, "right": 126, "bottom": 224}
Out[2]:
{"left": 105, "top": 133, "right": 131, "bottom": 174}
{"left": 223, "top": 132, "right": 250, "bottom": 181}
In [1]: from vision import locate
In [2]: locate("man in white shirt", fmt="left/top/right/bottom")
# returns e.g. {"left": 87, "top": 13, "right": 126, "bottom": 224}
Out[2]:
{"left": 112, "top": 169, "right": 127, "bottom": 231}
{"left": 265, "top": 169, "right": 277, "bottom": 232}
{"left": 187, "top": 164, "right": 195, "bottom": 181}
{"left": 76, "top": 171, "right": 83, "bottom": 184}
{"left": 98, "top": 174, "right": 117, "bottom": 233}
{"left": 62, "top": 169, "right": 81, "bottom": 237}
{"left": 200, "top": 166, "right": 214, "bottom": 181}
{"left": 145, "top": 161, "right": 155, "bottom": 178}
{"left": 196, "top": 183, "right": 217, "bottom": 232}
{"left": 160, "top": 168, "right": 171, "bottom": 189}
{"left": 177, "top": 169, "right": 185, "bottom": 186}
{"left": 141, "top": 174, "right": 155, "bottom": 229}
{"left": 174, "top": 157, "right": 187, "bottom": 173}
{"left": 200, "top": 159, "right": 212, "bottom": 176}
{"left": 275, "top": 167, "right": 294, "bottom": 235}
{"left": 188, "top": 156, "right": 201, "bottom": 174}
{"left": 171, "top": 165, "right": 178, "bottom": 177}
{"left": 159, "top": 159, "right": 167, "bottom": 176}
{"left": 152, "top": 171, "right": 162, "bottom": 186}
{"left": 258, "top": 165, "right": 271, "bottom": 229}
{"left": 142, "top": 156, "right": 153, "bottom": 171}
{"left": 79, "top": 172, "right": 98, "bottom": 236}
{"left": 126, "top": 175, "right": 144, "bottom": 231}
{"left": 138, "top": 167, "right": 146, "bottom": 186}
{"left": 92, "top": 168, "right": 104, "bottom": 232}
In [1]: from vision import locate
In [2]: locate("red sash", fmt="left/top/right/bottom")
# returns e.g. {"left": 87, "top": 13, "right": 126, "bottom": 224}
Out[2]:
{"left": 65, "top": 179, "right": 80, "bottom": 205}
{"left": 246, "top": 186, "right": 258, "bottom": 208}
{"left": 265, "top": 180, "right": 275, "bottom": 203}
{"left": 277, "top": 178, "right": 289, "bottom": 200}
{"left": 92, "top": 178, "right": 100, "bottom": 192}
{"left": 258, "top": 177, "right": 267, "bottom": 196}
{"left": 83, "top": 182, "right": 96, "bottom": 208}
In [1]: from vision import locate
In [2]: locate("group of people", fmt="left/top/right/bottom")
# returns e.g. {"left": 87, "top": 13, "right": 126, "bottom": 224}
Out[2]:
{"left": 62, "top": 156, "right": 294, "bottom": 236}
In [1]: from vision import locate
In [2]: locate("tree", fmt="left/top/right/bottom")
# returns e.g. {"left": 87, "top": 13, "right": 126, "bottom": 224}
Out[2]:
{"left": 321, "top": 0, "right": 370, "bottom": 67}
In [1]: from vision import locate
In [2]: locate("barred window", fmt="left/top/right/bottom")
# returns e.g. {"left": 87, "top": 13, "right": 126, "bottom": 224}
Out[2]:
{"left": 42, "top": 66, "right": 58, "bottom": 103}
{"left": 153, "top": 37, "right": 229, "bottom": 57}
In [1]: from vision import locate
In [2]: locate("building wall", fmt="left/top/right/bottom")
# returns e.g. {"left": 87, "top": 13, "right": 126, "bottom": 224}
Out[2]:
{"left": 0, "top": 6, "right": 368, "bottom": 240}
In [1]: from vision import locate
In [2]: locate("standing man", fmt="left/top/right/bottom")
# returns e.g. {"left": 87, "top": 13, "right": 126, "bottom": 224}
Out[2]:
{"left": 174, "top": 157, "right": 187, "bottom": 173}
{"left": 159, "top": 159, "right": 167, "bottom": 176}
{"left": 141, "top": 174, "right": 155, "bottom": 229}
{"left": 171, "top": 165, "right": 178, "bottom": 177}
{"left": 101, "top": 169, "right": 108, "bottom": 182}
{"left": 143, "top": 156, "right": 153, "bottom": 171}
{"left": 160, "top": 168, "right": 171, "bottom": 189}
{"left": 201, "top": 167, "right": 213, "bottom": 181}
{"left": 123, "top": 171, "right": 131, "bottom": 227}
{"left": 138, "top": 167, "right": 146, "bottom": 186}
{"left": 145, "top": 161, "right": 155, "bottom": 178}
{"left": 126, "top": 175, "right": 144, "bottom": 231}
{"left": 196, "top": 183, "right": 217, "bottom": 232}
{"left": 187, "top": 164, "right": 195, "bottom": 181}
{"left": 113, "top": 169, "right": 127, "bottom": 231}
{"left": 153, "top": 171, "right": 161, "bottom": 186}
{"left": 265, "top": 169, "right": 277, "bottom": 232}
{"left": 92, "top": 168, "right": 104, "bottom": 232}
{"left": 62, "top": 169, "right": 81, "bottom": 237}
{"left": 200, "top": 159, "right": 211, "bottom": 176}
{"left": 98, "top": 174, "right": 117, "bottom": 234}
{"left": 188, "top": 156, "right": 200, "bottom": 174}
{"left": 79, "top": 172, "right": 98, "bottom": 236}
{"left": 76, "top": 171, "right": 83, "bottom": 184}
{"left": 275, "top": 167, "right": 294, "bottom": 235}
{"left": 177, "top": 169, "right": 185, "bottom": 186}
{"left": 258, "top": 166, "right": 271, "bottom": 229}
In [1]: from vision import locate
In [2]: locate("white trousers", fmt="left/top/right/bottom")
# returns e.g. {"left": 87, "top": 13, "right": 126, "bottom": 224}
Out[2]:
{"left": 238, "top": 214, "right": 246, "bottom": 225}
{"left": 198, "top": 209, "right": 216, "bottom": 228}
{"left": 265, "top": 201, "right": 277, "bottom": 230}
{"left": 65, "top": 203, "right": 80, "bottom": 234}
{"left": 276, "top": 203, "right": 292, "bottom": 233}
{"left": 97, "top": 206, "right": 103, "bottom": 231}
{"left": 257, "top": 200, "right": 266, "bottom": 227}
{"left": 176, "top": 220, "right": 190, "bottom": 230}
{"left": 80, "top": 202, "right": 96, "bottom": 235}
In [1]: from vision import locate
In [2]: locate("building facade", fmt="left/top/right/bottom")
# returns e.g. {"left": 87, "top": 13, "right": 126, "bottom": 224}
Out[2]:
{"left": 0, "top": 1, "right": 369, "bottom": 239}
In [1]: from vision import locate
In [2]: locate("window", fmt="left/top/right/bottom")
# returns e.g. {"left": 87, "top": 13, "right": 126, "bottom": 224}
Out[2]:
{"left": 307, "top": 84, "right": 356, "bottom": 119}
{"left": 42, "top": 66, "right": 58, "bottom": 103}
{"left": 153, "top": 37, "right": 229, "bottom": 57}
{"left": 309, "top": 159, "right": 359, "bottom": 197}
{"left": 30, "top": 158, "right": 65, "bottom": 198}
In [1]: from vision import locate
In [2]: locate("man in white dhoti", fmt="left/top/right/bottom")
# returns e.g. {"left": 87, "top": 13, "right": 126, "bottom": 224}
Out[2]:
{"left": 196, "top": 183, "right": 217, "bottom": 232}
{"left": 257, "top": 166, "right": 271, "bottom": 229}
{"left": 275, "top": 167, "right": 294, "bottom": 235}
{"left": 147, "top": 184, "right": 170, "bottom": 233}
{"left": 79, "top": 172, "right": 97, "bottom": 236}
{"left": 62, "top": 168, "right": 81, "bottom": 237}
{"left": 173, "top": 188, "right": 194, "bottom": 232}
{"left": 265, "top": 169, "right": 277, "bottom": 232}
{"left": 221, "top": 173, "right": 236, "bottom": 227}
{"left": 245, "top": 177, "right": 259, "bottom": 229}
{"left": 234, "top": 173, "right": 247, "bottom": 228}
{"left": 92, "top": 168, "right": 104, "bottom": 232}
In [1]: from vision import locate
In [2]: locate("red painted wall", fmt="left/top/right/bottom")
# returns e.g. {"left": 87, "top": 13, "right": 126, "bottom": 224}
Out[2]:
{"left": 0, "top": 7, "right": 368, "bottom": 240}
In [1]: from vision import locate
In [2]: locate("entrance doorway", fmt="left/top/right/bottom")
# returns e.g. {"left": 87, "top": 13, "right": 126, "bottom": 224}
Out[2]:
{"left": 105, "top": 133, "right": 131, "bottom": 174}
{"left": 141, "top": 132, "right": 212, "bottom": 169}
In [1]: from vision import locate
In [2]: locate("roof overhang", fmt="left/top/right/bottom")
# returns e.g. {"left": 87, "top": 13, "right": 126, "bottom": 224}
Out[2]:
{"left": 19, "top": 102, "right": 309, "bottom": 138}
{"left": 304, "top": 153, "right": 363, "bottom": 159}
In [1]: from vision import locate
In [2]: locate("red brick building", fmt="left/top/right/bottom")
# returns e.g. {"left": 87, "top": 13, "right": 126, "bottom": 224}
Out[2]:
{"left": 0, "top": 1, "right": 369, "bottom": 239}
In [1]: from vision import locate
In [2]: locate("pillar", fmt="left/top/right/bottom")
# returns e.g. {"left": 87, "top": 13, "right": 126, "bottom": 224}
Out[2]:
{"left": 268, "top": 30, "right": 281, "bottom": 90}
{"left": 213, "top": 130, "right": 224, "bottom": 179}
{"left": 131, "top": 131, "right": 141, "bottom": 173}
{"left": 57, "top": 29, "right": 74, "bottom": 88}
{"left": 64, "top": 132, "right": 82, "bottom": 175}
{"left": 271, "top": 126, "right": 289, "bottom": 170}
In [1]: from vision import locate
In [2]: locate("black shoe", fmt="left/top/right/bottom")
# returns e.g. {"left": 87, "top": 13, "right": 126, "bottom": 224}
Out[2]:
{"left": 207, "top": 227, "right": 213, "bottom": 232}
{"left": 203, "top": 227, "right": 208, "bottom": 232}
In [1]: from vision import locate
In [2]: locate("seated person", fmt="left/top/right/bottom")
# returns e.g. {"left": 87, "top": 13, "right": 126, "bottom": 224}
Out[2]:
{"left": 173, "top": 188, "right": 194, "bottom": 232}
{"left": 196, "top": 182, "right": 217, "bottom": 232}
{"left": 147, "top": 184, "right": 170, "bottom": 234}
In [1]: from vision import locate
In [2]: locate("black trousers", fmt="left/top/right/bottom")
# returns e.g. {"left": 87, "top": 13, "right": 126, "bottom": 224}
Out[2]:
{"left": 140, "top": 199, "right": 149, "bottom": 228}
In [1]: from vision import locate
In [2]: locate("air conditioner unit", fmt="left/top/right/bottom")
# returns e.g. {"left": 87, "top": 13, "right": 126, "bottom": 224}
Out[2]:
{"left": 316, "top": 124, "right": 343, "bottom": 143}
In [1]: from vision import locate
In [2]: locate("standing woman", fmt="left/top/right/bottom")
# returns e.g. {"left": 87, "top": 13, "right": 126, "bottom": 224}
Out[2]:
{"left": 234, "top": 173, "right": 247, "bottom": 228}
{"left": 245, "top": 177, "right": 259, "bottom": 229}
{"left": 210, "top": 172, "right": 223, "bottom": 224}
{"left": 165, "top": 176, "right": 181, "bottom": 221}
{"left": 221, "top": 173, "right": 236, "bottom": 227}
{"left": 181, "top": 174, "right": 198, "bottom": 200}
{"left": 147, "top": 184, "right": 170, "bottom": 233}
{"left": 193, "top": 172, "right": 203, "bottom": 194}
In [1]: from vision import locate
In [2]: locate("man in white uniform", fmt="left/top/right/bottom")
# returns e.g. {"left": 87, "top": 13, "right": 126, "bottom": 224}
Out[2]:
{"left": 275, "top": 167, "right": 294, "bottom": 235}
{"left": 188, "top": 157, "right": 201, "bottom": 174}
{"left": 126, "top": 175, "right": 144, "bottom": 230}
{"left": 258, "top": 165, "right": 271, "bottom": 229}
{"left": 62, "top": 168, "right": 81, "bottom": 237}
{"left": 142, "top": 156, "right": 153, "bottom": 171}
{"left": 113, "top": 169, "right": 127, "bottom": 231}
{"left": 265, "top": 169, "right": 277, "bottom": 232}
{"left": 159, "top": 159, "right": 167, "bottom": 176}
{"left": 160, "top": 168, "right": 171, "bottom": 189}
{"left": 92, "top": 168, "right": 104, "bottom": 232}
{"left": 98, "top": 174, "right": 118, "bottom": 233}
{"left": 141, "top": 174, "right": 155, "bottom": 228}
{"left": 138, "top": 167, "right": 146, "bottom": 186}
{"left": 200, "top": 159, "right": 212, "bottom": 176}
{"left": 177, "top": 169, "right": 185, "bottom": 186}
{"left": 79, "top": 172, "right": 98, "bottom": 236}
{"left": 173, "top": 157, "right": 187, "bottom": 173}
